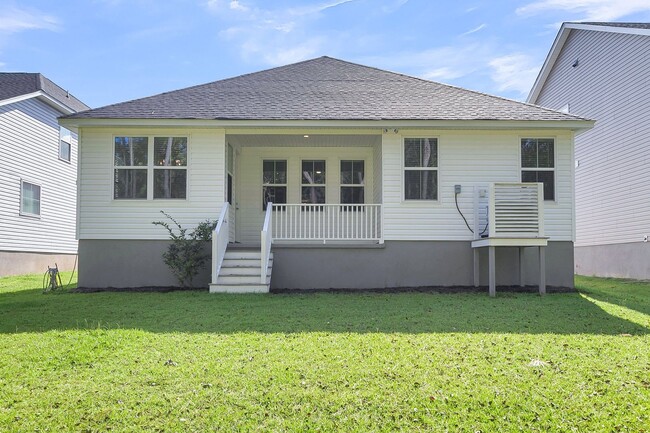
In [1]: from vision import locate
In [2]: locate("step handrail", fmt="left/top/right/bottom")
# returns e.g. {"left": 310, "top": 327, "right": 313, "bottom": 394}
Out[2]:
{"left": 261, "top": 202, "right": 273, "bottom": 285}
{"left": 212, "top": 202, "right": 230, "bottom": 285}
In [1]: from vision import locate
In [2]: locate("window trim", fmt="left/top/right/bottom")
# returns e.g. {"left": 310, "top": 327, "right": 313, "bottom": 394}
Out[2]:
{"left": 301, "top": 159, "right": 326, "bottom": 205}
{"left": 262, "top": 159, "right": 288, "bottom": 211}
{"left": 59, "top": 126, "right": 73, "bottom": 163}
{"left": 20, "top": 179, "right": 42, "bottom": 218}
{"left": 340, "top": 159, "right": 365, "bottom": 204}
{"left": 402, "top": 136, "right": 440, "bottom": 202}
{"left": 519, "top": 136, "right": 556, "bottom": 202}
{"left": 112, "top": 135, "right": 189, "bottom": 201}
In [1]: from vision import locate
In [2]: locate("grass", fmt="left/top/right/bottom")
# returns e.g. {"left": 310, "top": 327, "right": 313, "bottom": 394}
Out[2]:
{"left": 0, "top": 274, "right": 648, "bottom": 432}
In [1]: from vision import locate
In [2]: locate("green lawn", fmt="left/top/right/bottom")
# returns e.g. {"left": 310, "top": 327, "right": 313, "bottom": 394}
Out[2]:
{"left": 0, "top": 274, "right": 648, "bottom": 432}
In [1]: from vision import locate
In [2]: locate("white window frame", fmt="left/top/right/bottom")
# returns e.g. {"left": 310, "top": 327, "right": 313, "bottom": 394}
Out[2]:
{"left": 340, "top": 160, "right": 365, "bottom": 204}
{"left": 520, "top": 137, "right": 556, "bottom": 202}
{"left": 20, "top": 179, "right": 41, "bottom": 218}
{"left": 262, "top": 159, "right": 287, "bottom": 211}
{"left": 301, "top": 159, "right": 326, "bottom": 205}
{"left": 59, "top": 126, "right": 73, "bottom": 163}
{"left": 112, "top": 135, "right": 189, "bottom": 201}
{"left": 402, "top": 137, "right": 439, "bottom": 201}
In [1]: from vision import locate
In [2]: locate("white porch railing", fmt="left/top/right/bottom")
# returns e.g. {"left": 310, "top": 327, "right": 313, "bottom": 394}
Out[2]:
{"left": 473, "top": 182, "right": 544, "bottom": 239}
{"left": 260, "top": 203, "right": 273, "bottom": 284}
{"left": 211, "top": 202, "right": 230, "bottom": 285}
{"left": 270, "top": 204, "right": 382, "bottom": 243}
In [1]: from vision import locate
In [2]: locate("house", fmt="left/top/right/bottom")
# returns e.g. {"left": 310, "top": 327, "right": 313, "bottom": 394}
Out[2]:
{"left": 0, "top": 73, "right": 89, "bottom": 276}
{"left": 528, "top": 22, "right": 650, "bottom": 279}
{"left": 60, "top": 56, "right": 592, "bottom": 293}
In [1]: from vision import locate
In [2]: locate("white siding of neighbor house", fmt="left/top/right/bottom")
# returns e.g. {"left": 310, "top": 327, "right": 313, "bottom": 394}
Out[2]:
{"left": 381, "top": 129, "right": 575, "bottom": 241}
{"left": 236, "top": 145, "right": 375, "bottom": 244}
{"left": 533, "top": 29, "right": 650, "bottom": 247}
{"left": 77, "top": 127, "right": 225, "bottom": 239}
{"left": 0, "top": 98, "right": 78, "bottom": 254}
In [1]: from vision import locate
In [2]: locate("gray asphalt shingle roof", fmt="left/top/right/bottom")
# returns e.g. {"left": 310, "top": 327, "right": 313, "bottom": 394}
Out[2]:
{"left": 0, "top": 73, "right": 89, "bottom": 113}
{"left": 65, "top": 56, "right": 586, "bottom": 122}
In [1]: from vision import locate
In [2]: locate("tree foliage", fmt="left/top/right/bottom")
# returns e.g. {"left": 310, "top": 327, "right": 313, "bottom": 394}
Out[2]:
{"left": 152, "top": 211, "right": 216, "bottom": 287}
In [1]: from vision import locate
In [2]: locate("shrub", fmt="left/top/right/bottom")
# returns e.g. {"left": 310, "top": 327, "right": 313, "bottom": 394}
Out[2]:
{"left": 152, "top": 211, "right": 216, "bottom": 287}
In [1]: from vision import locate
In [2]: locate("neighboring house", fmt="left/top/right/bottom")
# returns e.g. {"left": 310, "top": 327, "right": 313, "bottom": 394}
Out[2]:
{"left": 61, "top": 57, "right": 592, "bottom": 292}
{"left": 0, "top": 73, "right": 89, "bottom": 276}
{"left": 528, "top": 22, "right": 650, "bottom": 279}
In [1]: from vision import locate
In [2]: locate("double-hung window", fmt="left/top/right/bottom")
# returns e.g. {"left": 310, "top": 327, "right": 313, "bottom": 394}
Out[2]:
{"left": 340, "top": 160, "right": 364, "bottom": 204}
{"left": 263, "top": 160, "right": 287, "bottom": 210}
{"left": 404, "top": 138, "right": 438, "bottom": 200}
{"left": 113, "top": 136, "right": 187, "bottom": 200}
{"left": 301, "top": 160, "right": 326, "bottom": 204}
{"left": 59, "top": 127, "right": 73, "bottom": 162}
{"left": 521, "top": 138, "right": 554, "bottom": 201}
{"left": 153, "top": 137, "right": 187, "bottom": 199}
{"left": 21, "top": 180, "right": 41, "bottom": 216}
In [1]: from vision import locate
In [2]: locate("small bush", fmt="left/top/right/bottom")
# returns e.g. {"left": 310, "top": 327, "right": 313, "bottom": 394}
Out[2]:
{"left": 152, "top": 211, "right": 216, "bottom": 287}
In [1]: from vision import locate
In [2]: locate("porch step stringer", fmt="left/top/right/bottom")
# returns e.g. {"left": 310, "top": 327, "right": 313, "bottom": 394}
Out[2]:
{"left": 210, "top": 248, "right": 272, "bottom": 293}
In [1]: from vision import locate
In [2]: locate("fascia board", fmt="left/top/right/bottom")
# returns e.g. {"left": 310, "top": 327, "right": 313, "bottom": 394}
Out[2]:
{"left": 60, "top": 117, "right": 594, "bottom": 132}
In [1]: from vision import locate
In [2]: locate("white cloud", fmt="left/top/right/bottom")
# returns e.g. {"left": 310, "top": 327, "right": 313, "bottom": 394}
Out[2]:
{"left": 0, "top": 6, "right": 59, "bottom": 34}
{"left": 488, "top": 53, "right": 540, "bottom": 95}
{"left": 229, "top": 0, "right": 249, "bottom": 12}
{"left": 516, "top": 0, "right": 650, "bottom": 21}
{"left": 460, "top": 23, "right": 486, "bottom": 36}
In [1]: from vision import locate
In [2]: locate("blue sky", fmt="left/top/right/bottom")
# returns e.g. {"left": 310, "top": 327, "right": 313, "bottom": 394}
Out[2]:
{"left": 2, "top": 0, "right": 649, "bottom": 108}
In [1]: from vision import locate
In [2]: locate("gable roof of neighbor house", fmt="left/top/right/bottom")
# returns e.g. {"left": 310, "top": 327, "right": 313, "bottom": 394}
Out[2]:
{"left": 527, "top": 22, "right": 650, "bottom": 103}
{"left": 0, "top": 72, "right": 90, "bottom": 113}
{"left": 64, "top": 56, "right": 588, "bottom": 124}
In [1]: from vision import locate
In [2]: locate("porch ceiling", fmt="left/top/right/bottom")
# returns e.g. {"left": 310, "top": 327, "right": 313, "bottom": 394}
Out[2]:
{"left": 226, "top": 134, "right": 381, "bottom": 148}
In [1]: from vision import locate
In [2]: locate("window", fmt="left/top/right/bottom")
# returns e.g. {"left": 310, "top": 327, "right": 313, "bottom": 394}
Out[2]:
{"left": 263, "top": 160, "right": 287, "bottom": 210}
{"left": 113, "top": 136, "right": 187, "bottom": 200}
{"left": 340, "top": 160, "right": 364, "bottom": 204}
{"left": 21, "top": 181, "right": 41, "bottom": 216}
{"left": 521, "top": 138, "right": 554, "bottom": 201}
{"left": 59, "top": 127, "right": 73, "bottom": 162}
{"left": 153, "top": 137, "right": 187, "bottom": 199}
{"left": 404, "top": 138, "right": 438, "bottom": 200}
{"left": 114, "top": 137, "right": 148, "bottom": 199}
{"left": 301, "top": 160, "right": 326, "bottom": 204}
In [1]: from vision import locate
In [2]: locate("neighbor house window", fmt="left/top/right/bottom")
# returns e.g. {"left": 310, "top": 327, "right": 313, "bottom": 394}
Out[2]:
{"left": 21, "top": 180, "right": 41, "bottom": 216}
{"left": 302, "top": 160, "right": 325, "bottom": 204}
{"left": 340, "top": 160, "right": 364, "bottom": 204}
{"left": 153, "top": 137, "right": 187, "bottom": 199}
{"left": 114, "top": 137, "right": 148, "bottom": 199}
{"left": 521, "top": 138, "right": 555, "bottom": 201}
{"left": 404, "top": 138, "right": 438, "bottom": 200}
{"left": 263, "top": 160, "right": 287, "bottom": 210}
{"left": 59, "top": 127, "right": 73, "bottom": 162}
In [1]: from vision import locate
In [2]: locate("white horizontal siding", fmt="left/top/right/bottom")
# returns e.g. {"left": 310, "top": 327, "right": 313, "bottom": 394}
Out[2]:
{"left": 382, "top": 130, "right": 574, "bottom": 241}
{"left": 534, "top": 29, "right": 650, "bottom": 247}
{"left": 236, "top": 145, "right": 375, "bottom": 244}
{"left": 0, "top": 98, "right": 78, "bottom": 254}
{"left": 78, "top": 128, "right": 225, "bottom": 239}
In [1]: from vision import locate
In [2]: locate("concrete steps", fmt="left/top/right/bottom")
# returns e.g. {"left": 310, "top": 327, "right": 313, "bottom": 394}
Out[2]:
{"left": 209, "top": 248, "right": 272, "bottom": 293}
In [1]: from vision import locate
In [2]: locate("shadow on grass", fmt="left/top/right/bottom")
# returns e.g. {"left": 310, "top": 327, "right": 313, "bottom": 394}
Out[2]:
{"left": 1, "top": 283, "right": 648, "bottom": 335}
{"left": 576, "top": 275, "right": 650, "bottom": 317}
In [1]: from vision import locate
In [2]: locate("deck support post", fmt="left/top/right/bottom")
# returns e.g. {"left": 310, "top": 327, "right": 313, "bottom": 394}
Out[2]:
{"left": 519, "top": 247, "right": 525, "bottom": 287}
{"left": 488, "top": 246, "right": 496, "bottom": 297}
{"left": 473, "top": 248, "right": 480, "bottom": 287}
{"left": 539, "top": 246, "right": 546, "bottom": 295}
